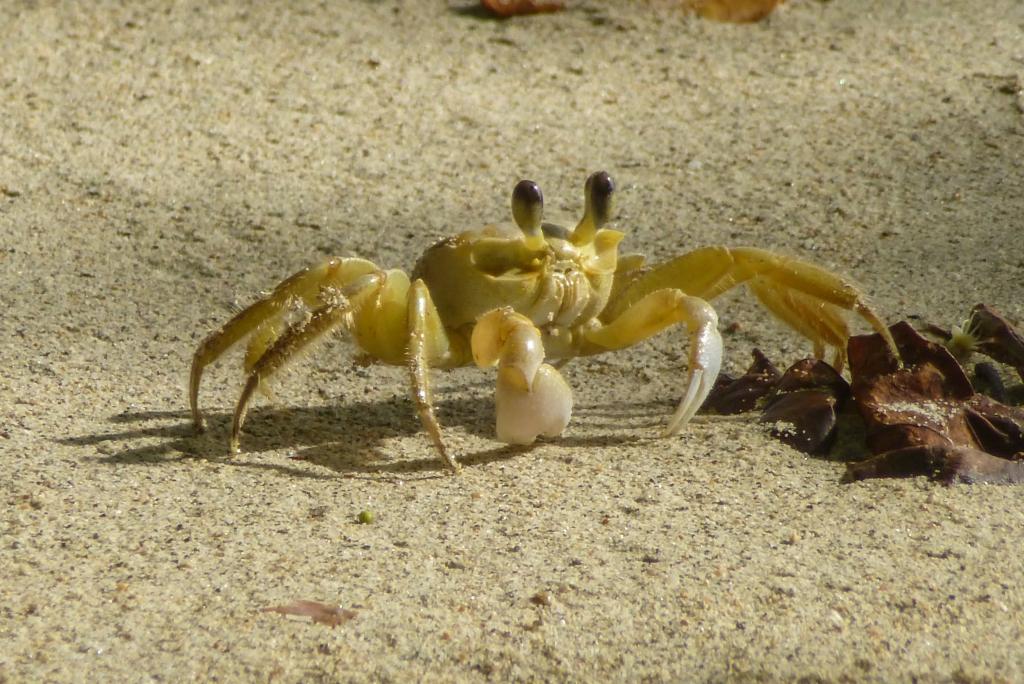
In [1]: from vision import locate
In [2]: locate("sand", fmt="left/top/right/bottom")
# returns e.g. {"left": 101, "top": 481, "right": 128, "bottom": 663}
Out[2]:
{"left": 2, "top": 1, "right": 1023, "bottom": 681}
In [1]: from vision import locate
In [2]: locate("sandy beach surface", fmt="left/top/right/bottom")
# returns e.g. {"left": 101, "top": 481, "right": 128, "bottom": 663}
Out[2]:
{"left": 2, "top": 1, "right": 1023, "bottom": 681}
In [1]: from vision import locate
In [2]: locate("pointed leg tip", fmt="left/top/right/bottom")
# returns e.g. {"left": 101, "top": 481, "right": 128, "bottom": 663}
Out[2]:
{"left": 440, "top": 447, "right": 462, "bottom": 473}
{"left": 662, "top": 415, "right": 690, "bottom": 438}
{"left": 663, "top": 366, "right": 711, "bottom": 438}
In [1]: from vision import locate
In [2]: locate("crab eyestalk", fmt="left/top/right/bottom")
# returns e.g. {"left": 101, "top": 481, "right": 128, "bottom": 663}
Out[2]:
{"left": 512, "top": 179, "right": 546, "bottom": 250}
{"left": 571, "top": 170, "right": 615, "bottom": 246}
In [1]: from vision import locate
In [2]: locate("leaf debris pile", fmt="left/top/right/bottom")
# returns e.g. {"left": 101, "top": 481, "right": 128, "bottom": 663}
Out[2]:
{"left": 703, "top": 305, "right": 1024, "bottom": 484}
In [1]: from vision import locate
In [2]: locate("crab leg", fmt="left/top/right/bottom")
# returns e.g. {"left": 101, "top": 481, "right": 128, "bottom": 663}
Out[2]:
{"left": 406, "top": 279, "right": 463, "bottom": 471}
{"left": 604, "top": 246, "right": 897, "bottom": 367}
{"left": 472, "top": 308, "right": 573, "bottom": 445}
{"left": 229, "top": 270, "right": 403, "bottom": 452}
{"left": 231, "top": 299, "right": 353, "bottom": 454}
{"left": 746, "top": 279, "right": 850, "bottom": 370}
{"left": 583, "top": 289, "right": 722, "bottom": 435}
{"left": 201, "top": 259, "right": 467, "bottom": 468}
{"left": 190, "top": 258, "right": 378, "bottom": 431}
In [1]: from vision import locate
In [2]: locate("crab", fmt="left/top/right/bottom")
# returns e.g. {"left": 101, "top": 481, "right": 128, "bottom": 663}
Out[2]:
{"left": 189, "top": 171, "right": 897, "bottom": 471}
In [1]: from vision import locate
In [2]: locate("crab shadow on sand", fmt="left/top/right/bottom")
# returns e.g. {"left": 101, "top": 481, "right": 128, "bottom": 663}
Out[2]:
{"left": 58, "top": 390, "right": 663, "bottom": 481}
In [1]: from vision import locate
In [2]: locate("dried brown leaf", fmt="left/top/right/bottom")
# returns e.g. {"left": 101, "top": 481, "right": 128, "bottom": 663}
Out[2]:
{"left": 967, "top": 304, "right": 1024, "bottom": 382}
{"left": 702, "top": 352, "right": 849, "bottom": 454}
{"left": 848, "top": 322, "right": 975, "bottom": 454}
{"left": 702, "top": 348, "right": 780, "bottom": 414}
{"left": 844, "top": 445, "right": 1024, "bottom": 485}
{"left": 686, "top": 0, "right": 783, "bottom": 23}
{"left": 261, "top": 600, "right": 357, "bottom": 628}
{"left": 759, "top": 359, "right": 849, "bottom": 454}
{"left": 480, "top": 0, "right": 565, "bottom": 17}
{"left": 845, "top": 321, "right": 1024, "bottom": 483}
{"left": 921, "top": 304, "right": 1024, "bottom": 383}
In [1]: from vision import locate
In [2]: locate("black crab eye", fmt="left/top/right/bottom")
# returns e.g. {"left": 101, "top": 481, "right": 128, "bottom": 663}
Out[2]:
{"left": 588, "top": 171, "right": 614, "bottom": 200}
{"left": 586, "top": 171, "right": 615, "bottom": 225}
{"left": 512, "top": 179, "right": 544, "bottom": 233}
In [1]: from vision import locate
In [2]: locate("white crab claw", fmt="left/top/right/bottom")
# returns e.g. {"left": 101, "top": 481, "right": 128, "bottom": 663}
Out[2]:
{"left": 496, "top": 363, "right": 573, "bottom": 445}
{"left": 664, "top": 301, "right": 723, "bottom": 436}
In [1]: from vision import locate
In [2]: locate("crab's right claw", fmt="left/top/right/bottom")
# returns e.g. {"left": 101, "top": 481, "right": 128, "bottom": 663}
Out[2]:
{"left": 664, "top": 301, "right": 723, "bottom": 436}
{"left": 495, "top": 363, "right": 573, "bottom": 445}
{"left": 473, "top": 308, "right": 574, "bottom": 446}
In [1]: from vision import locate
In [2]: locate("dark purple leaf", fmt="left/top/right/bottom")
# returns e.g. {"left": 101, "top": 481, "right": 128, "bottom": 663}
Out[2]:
{"left": 759, "top": 359, "right": 849, "bottom": 454}
{"left": 702, "top": 348, "right": 780, "bottom": 415}
{"left": 844, "top": 445, "right": 1024, "bottom": 485}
